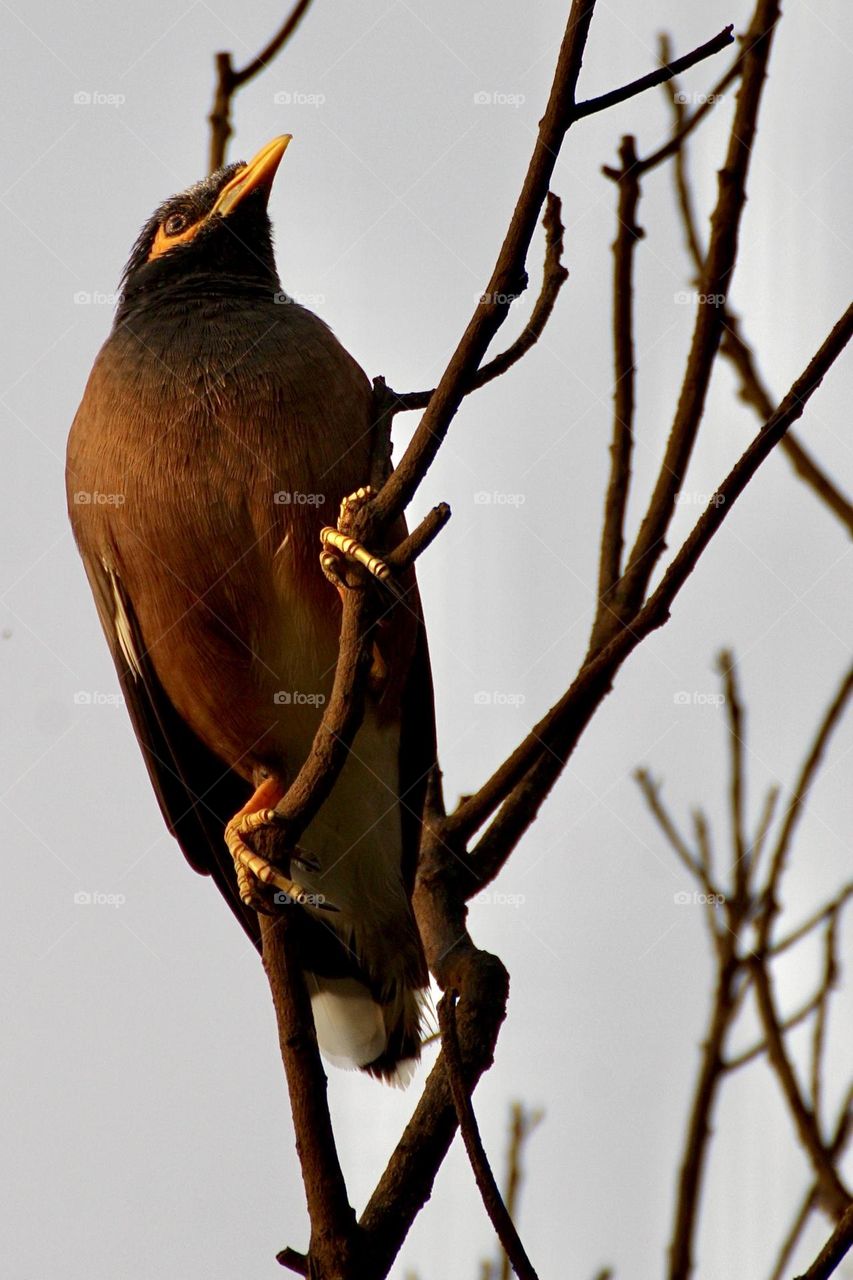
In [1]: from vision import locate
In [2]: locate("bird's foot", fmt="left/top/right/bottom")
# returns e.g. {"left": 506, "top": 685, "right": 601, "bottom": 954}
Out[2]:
{"left": 225, "top": 779, "right": 336, "bottom": 914}
{"left": 320, "top": 486, "right": 393, "bottom": 590}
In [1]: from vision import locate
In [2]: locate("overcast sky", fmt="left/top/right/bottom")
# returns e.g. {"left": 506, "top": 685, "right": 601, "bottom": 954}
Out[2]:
{"left": 2, "top": 1, "right": 851, "bottom": 1277}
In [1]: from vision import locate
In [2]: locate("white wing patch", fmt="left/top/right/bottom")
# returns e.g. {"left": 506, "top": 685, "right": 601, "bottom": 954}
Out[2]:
{"left": 104, "top": 559, "right": 143, "bottom": 680}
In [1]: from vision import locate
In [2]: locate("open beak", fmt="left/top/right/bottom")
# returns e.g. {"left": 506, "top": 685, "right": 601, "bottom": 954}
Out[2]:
{"left": 212, "top": 135, "right": 292, "bottom": 218}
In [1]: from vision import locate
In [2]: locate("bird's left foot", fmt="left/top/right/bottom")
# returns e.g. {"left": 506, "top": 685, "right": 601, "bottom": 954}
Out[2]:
{"left": 225, "top": 778, "right": 336, "bottom": 914}
{"left": 320, "top": 486, "right": 393, "bottom": 590}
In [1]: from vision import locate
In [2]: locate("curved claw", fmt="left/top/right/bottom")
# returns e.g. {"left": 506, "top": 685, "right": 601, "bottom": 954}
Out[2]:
{"left": 225, "top": 805, "right": 338, "bottom": 913}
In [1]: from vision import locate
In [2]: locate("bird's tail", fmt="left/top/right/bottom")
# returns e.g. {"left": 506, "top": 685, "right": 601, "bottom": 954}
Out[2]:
{"left": 306, "top": 971, "right": 429, "bottom": 1086}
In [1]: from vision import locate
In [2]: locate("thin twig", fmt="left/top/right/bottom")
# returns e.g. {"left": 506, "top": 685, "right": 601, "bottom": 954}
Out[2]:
{"left": 634, "top": 770, "right": 709, "bottom": 888}
{"left": 810, "top": 907, "right": 840, "bottom": 1122}
{"left": 769, "top": 1094, "right": 853, "bottom": 1280}
{"left": 498, "top": 1104, "right": 543, "bottom": 1280}
{"left": 771, "top": 885, "right": 853, "bottom": 957}
{"left": 656, "top": 55, "right": 853, "bottom": 537}
{"left": 448, "top": 303, "right": 853, "bottom": 875}
{"left": 639, "top": 45, "right": 743, "bottom": 175}
{"left": 760, "top": 664, "right": 853, "bottom": 931}
{"left": 720, "top": 315, "right": 853, "bottom": 536}
{"left": 439, "top": 995, "right": 539, "bottom": 1280}
{"left": 668, "top": 952, "right": 741, "bottom": 1280}
{"left": 390, "top": 195, "right": 568, "bottom": 414}
{"left": 361, "top": 0, "right": 602, "bottom": 534}
{"left": 793, "top": 1203, "right": 853, "bottom": 1280}
{"left": 261, "top": 912, "right": 360, "bottom": 1274}
{"left": 619, "top": 0, "right": 781, "bottom": 618}
{"left": 208, "top": 0, "right": 315, "bottom": 172}
{"left": 573, "top": 27, "right": 734, "bottom": 119}
{"left": 592, "top": 136, "right": 643, "bottom": 647}
{"left": 748, "top": 785, "right": 780, "bottom": 879}
{"left": 724, "top": 989, "right": 826, "bottom": 1072}
{"left": 718, "top": 651, "right": 749, "bottom": 907}
{"left": 749, "top": 954, "right": 851, "bottom": 1217}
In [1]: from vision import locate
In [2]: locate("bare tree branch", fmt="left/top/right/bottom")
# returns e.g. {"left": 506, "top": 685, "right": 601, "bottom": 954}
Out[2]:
{"left": 761, "top": 664, "right": 853, "bottom": 930}
{"left": 771, "top": 885, "right": 853, "bottom": 957}
{"left": 261, "top": 912, "right": 360, "bottom": 1275}
{"left": 498, "top": 1104, "right": 544, "bottom": 1280}
{"left": 389, "top": 195, "right": 568, "bottom": 414}
{"left": 720, "top": 315, "right": 853, "bottom": 536}
{"left": 439, "top": 994, "right": 540, "bottom": 1280}
{"left": 208, "top": 0, "right": 315, "bottom": 172}
{"left": 618, "top": 0, "right": 781, "bottom": 617}
{"left": 656, "top": 46, "right": 853, "bottom": 537}
{"left": 573, "top": 26, "right": 734, "bottom": 119}
{"left": 592, "top": 135, "right": 643, "bottom": 646}
{"left": 793, "top": 1203, "right": 853, "bottom": 1280}
{"left": 450, "top": 302, "right": 853, "bottom": 880}
{"left": 719, "top": 651, "right": 749, "bottom": 906}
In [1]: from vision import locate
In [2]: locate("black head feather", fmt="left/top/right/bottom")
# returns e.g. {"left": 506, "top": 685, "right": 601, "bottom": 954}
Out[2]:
{"left": 116, "top": 159, "right": 280, "bottom": 316}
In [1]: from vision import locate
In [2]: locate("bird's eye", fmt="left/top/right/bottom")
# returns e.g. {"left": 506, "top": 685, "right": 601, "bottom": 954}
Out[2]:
{"left": 163, "top": 212, "right": 188, "bottom": 237}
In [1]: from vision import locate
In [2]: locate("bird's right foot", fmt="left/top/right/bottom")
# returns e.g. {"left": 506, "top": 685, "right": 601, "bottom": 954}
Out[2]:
{"left": 225, "top": 778, "right": 336, "bottom": 914}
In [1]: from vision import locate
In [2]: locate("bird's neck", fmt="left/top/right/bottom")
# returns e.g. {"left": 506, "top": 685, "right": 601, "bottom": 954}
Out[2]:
{"left": 115, "top": 272, "right": 282, "bottom": 325}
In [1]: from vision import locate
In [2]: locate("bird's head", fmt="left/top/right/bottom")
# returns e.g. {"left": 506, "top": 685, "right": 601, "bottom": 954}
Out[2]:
{"left": 118, "top": 135, "right": 291, "bottom": 309}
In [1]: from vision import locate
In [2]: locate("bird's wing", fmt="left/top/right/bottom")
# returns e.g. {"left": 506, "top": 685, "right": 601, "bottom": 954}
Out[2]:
{"left": 79, "top": 550, "right": 262, "bottom": 949}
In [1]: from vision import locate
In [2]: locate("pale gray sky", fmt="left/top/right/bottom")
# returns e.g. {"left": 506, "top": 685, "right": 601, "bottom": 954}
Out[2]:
{"left": 2, "top": 1, "right": 851, "bottom": 1277}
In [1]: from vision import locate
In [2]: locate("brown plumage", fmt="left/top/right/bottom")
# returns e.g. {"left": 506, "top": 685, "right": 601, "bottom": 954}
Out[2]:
{"left": 66, "top": 137, "right": 434, "bottom": 1081}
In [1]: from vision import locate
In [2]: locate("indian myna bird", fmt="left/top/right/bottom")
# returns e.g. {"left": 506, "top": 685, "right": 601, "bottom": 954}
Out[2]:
{"left": 66, "top": 136, "right": 435, "bottom": 1083}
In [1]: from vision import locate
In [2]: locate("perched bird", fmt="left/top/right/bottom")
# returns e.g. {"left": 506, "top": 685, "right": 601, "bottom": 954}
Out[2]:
{"left": 66, "top": 137, "right": 435, "bottom": 1082}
